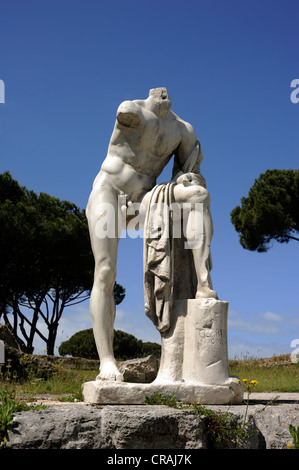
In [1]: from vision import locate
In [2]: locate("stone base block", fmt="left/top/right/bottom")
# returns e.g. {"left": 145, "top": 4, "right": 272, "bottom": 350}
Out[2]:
{"left": 83, "top": 377, "right": 243, "bottom": 405}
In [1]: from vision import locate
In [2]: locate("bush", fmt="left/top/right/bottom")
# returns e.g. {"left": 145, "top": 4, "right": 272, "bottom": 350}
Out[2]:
{"left": 113, "top": 329, "right": 142, "bottom": 360}
{"left": 58, "top": 328, "right": 161, "bottom": 361}
{"left": 140, "top": 341, "right": 162, "bottom": 358}
{"left": 58, "top": 329, "right": 97, "bottom": 359}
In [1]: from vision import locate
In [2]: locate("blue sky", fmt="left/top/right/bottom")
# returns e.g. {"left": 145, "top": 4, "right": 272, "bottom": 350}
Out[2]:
{"left": 0, "top": 0, "right": 298, "bottom": 359}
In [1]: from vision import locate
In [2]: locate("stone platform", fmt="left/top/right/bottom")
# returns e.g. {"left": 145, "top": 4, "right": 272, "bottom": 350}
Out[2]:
{"left": 6, "top": 395, "right": 299, "bottom": 449}
{"left": 83, "top": 377, "right": 243, "bottom": 405}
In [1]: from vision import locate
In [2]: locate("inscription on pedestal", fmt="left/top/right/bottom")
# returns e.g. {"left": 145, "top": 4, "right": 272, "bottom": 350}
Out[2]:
{"left": 197, "top": 328, "right": 226, "bottom": 346}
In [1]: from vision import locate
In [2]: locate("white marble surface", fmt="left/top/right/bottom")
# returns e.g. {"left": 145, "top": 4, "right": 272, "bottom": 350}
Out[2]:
{"left": 85, "top": 88, "right": 239, "bottom": 404}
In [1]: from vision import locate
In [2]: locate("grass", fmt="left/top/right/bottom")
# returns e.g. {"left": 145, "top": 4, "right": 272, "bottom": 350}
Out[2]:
{"left": 15, "top": 367, "right": 97, "bottom": 400}
{"left": 229, "top": 354, "right": 299, "bottom": 392}
{"left": 0, "top": 359, "right": 97, "bottom": 401}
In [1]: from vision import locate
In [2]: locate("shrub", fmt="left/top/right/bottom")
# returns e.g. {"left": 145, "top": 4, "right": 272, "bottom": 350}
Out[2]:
{"left": 140, "top": 341, "right": 161, "bottom": 358}
{"left": 58, "top": 329, "right": 97, "bottom": 359}
{"left": 113, "top": 329, "right": 142, "bottom": 360}
{"left": 58, "top": 328, "right": 161, "bottom": 361}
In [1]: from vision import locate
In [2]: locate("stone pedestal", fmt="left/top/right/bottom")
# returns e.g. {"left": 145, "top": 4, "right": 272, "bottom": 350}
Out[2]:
{"left": 157, "top": 298, "right": 232, "bottom": 384}
{"left": 83, "top": 299, "right": 243, "bottom": 405}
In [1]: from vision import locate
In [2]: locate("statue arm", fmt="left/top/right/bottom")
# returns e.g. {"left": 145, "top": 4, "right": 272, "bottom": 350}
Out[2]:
{"left": 172, "top": 122, "right": 203, "bottom": 178}
{"left": 116, "top": 100, "right": 143, "bottom": 128}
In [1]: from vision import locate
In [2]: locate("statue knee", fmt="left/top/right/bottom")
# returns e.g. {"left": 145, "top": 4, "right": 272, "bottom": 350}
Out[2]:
{"left": 175, "top": 184, "right": 209, "bottom": 207}
{"left": 94, "top": 263, "right": 116, "bottom": 290}
{"left": 190, "top": 187, "right": 209, "bottom": 205}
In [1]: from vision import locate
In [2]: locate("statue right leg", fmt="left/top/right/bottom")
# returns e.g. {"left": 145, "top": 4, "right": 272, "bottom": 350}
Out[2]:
{"left": 87, "top": 186, "right": 123, "bottom": 381}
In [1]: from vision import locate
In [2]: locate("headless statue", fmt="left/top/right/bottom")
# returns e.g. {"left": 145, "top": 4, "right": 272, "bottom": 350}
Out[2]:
{"left": 86, "top": 88, "right": 216, "bottom": 381}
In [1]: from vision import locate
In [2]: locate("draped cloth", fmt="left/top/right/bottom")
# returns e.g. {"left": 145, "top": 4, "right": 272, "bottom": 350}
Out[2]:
{"left": 143, "top": 141, "right": 203, "bottom": 333}
{"left": 143, "top": 182, "right": 175, "bottom": 333}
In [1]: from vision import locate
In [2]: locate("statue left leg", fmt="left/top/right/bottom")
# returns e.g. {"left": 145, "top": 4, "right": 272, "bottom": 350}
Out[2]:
{"left": 173, "top": 182, "right": 217, "bottom": 299}
{"left": 191, "top": 206, "right": 217, "bottom": 299}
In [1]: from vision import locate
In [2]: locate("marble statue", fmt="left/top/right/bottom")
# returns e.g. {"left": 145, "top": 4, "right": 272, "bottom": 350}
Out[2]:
{"left": 84, "top": 88, "right": 243, "bottom": 404}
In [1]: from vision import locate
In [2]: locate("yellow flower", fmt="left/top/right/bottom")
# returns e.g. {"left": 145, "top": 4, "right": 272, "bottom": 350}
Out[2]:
{"left": 250, "top": 380, "right": 258, "bottom": 386}
{"left": 242, "top": 379, "right": 248, "bottom": 383}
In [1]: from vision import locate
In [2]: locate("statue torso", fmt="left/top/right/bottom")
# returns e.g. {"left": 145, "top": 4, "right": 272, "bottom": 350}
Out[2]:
{"left": 98, "top": 108, "right": 184, "bottom": 201}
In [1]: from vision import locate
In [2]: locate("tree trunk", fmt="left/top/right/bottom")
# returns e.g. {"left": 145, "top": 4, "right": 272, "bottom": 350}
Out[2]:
{"left": 47, "top": 323, "right": 58, "bottom": 355}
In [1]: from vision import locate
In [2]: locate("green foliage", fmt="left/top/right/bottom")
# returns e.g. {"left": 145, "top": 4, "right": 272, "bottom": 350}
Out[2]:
{"left": 144, "top": 392, "right": 178, "bottom": 408}
{"left": 0, "top": 171, "right": 93, "bottom": 299}
{"left": 0, "top": 387, "right": 16, "bottom": 433}
{"left": 289, "top": 424, "right": 299, "bottom": 449}
{"left": 113, "top": 283, "right": 126, "bottom": 306}
{"left": 58, "top": 328, "right": 161, "bottom": 361}
{"left": 0, "top": 385, "right": 47, "bottom": 447}
{"left": 58, "top": 392, "right": 83, "bottom": 402}
{"left": 231, "top": 169, "right": 299, "bottom": 252}
{"left": 140, "top": 341, "right": 162, "bottom": 358}
{"left": 59, "top": 328, "right": 98, "bottom": 359}
{"left": 194, "top": 404, "right": 251, "bottom": 448}
{"left": 113, "top": 329, "right": 143, "bottom": 360}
